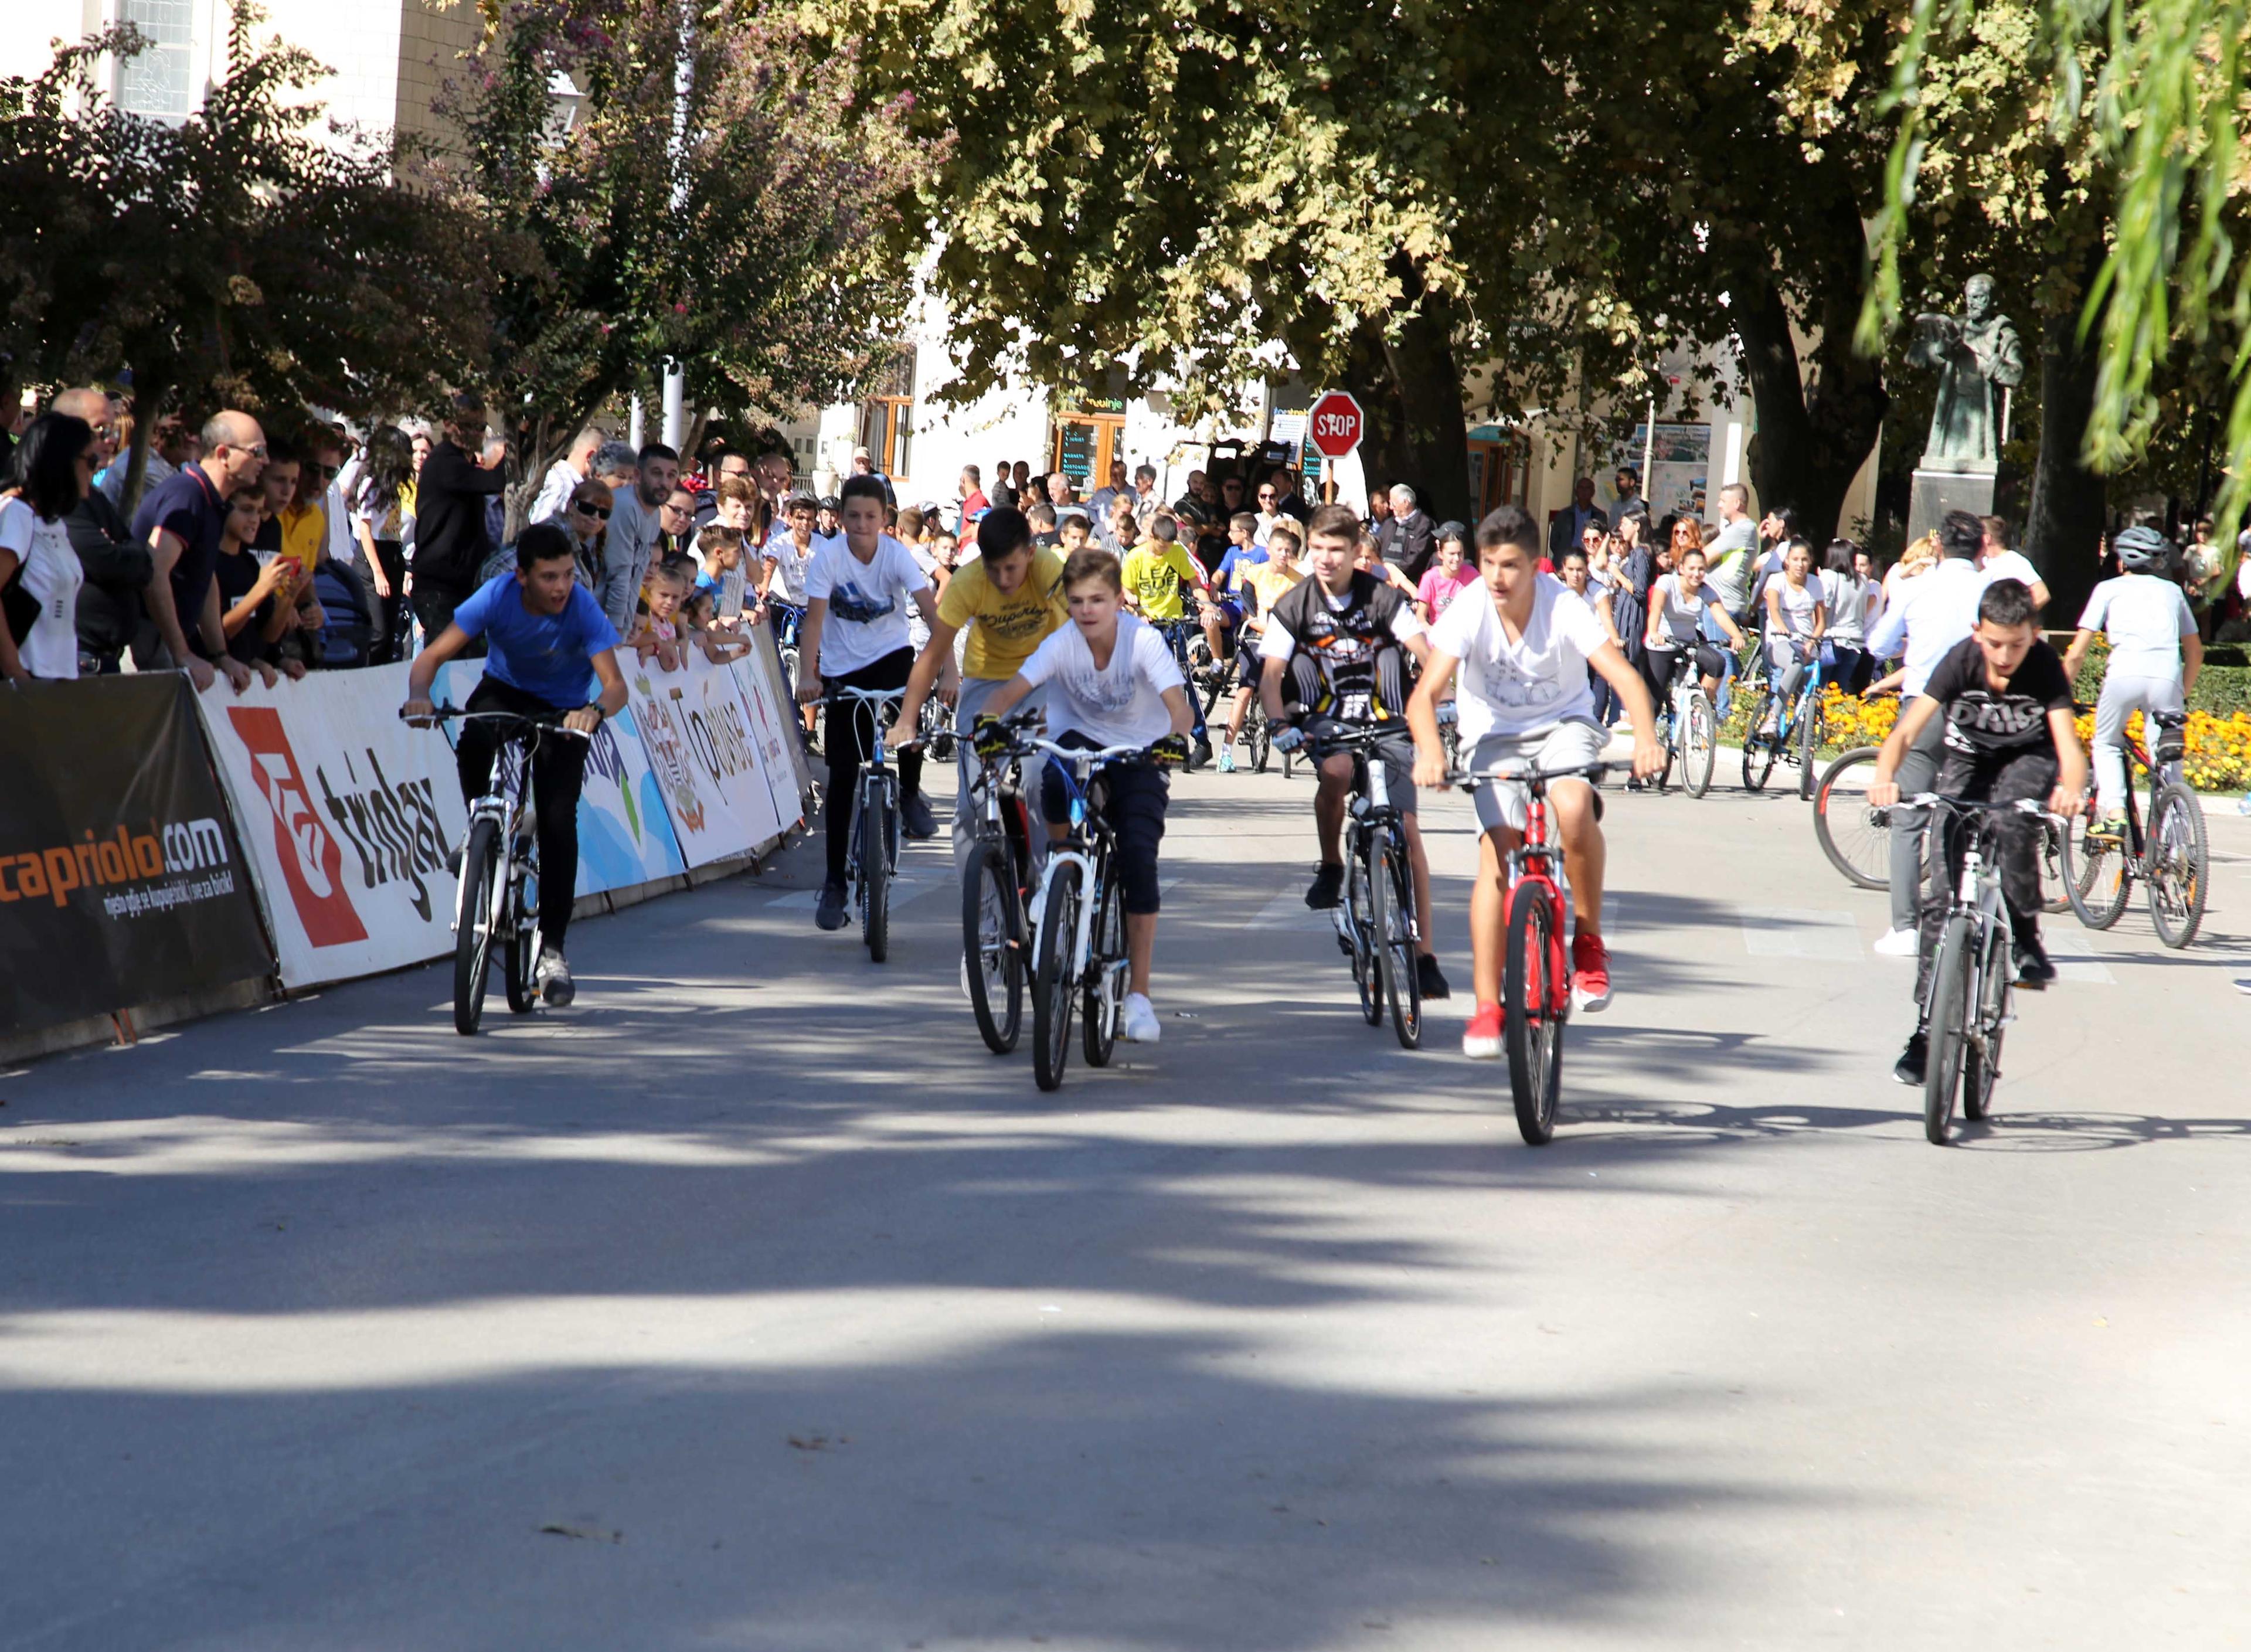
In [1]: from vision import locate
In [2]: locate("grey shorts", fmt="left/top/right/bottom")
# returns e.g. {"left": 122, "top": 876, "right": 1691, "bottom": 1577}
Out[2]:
{"left": 1311, "top": 733, "right": 1417, "bottom": 817}
{"left": 1465, "top": 718, "right": 1607, "bottom": 831}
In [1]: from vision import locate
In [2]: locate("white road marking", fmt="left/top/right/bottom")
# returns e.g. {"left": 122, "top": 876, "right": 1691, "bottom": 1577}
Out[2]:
{"left": 1740, "top": 907, "right": 1865, "bottom": 961}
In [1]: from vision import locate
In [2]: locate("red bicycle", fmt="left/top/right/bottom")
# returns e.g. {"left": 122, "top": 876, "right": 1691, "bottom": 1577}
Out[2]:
{"left": 1467, "top": 759, "right": 1610, "bottom": 1145}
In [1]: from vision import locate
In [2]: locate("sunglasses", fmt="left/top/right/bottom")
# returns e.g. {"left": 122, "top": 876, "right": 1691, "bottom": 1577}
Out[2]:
{"left": 1258, "top": 491, "right": 1276, "bottom": 501}
{"left": 306, "top": 463, "right": 339, "bottom": 481}
{"left": 573, "top": 501, "right": 613, "bottom": 519}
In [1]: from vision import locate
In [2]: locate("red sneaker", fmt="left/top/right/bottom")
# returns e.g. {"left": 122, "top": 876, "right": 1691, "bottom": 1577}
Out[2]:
{"left": 1461, "top": 1002, "right": 1504, "bottom": 1059}
{"left": 1570, "top": 932, "right": 1613, "bottom": 1013}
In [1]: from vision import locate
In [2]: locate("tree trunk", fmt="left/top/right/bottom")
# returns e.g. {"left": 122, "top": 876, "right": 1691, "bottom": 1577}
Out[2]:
{"left": 1343, "top": 260, "right": 1474, "bottom": 526}
{"left": 115, "top": 378, "right": 168, "bottom": 523}
{"left": 2024, "top": 285, "right": 2109, "bottom": 624}
{"left": 1731, "top": 277, "right": 1888, "bottom": 545}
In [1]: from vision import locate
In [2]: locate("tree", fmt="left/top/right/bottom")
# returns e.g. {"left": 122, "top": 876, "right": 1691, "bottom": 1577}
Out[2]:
{"left": 0, "top": 5, "right": 492, "bottom": 512}
{"left": 436, "top": 0, "right": 929, "bottom": 536}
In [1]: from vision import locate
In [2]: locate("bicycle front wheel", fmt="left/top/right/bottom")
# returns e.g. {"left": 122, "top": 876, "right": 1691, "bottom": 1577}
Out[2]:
{"left": 1740, "top": 691, "right": 1777, "bottom": 793}
{"left": 1962, "top": 919, "right": 2009, "bottom": 1122}
{"left": 1924, "top": 913, "right": 1974, "bottom": 1145}
{"left": 964, "top": 843, "right": 1023, "bottom": 1053}
{"left": 504, "top": 851, "right": 541, "bottom": 1014}
{"left": 452, "top": 818, "right": 501, "bottom": 1036}
{"left": 859, "top": 781, "right": 890, "bottom": 963}
{"left": 1504, "top": 882, "right": 1566, "bottom": 1145}
{"left": 1084, "top": 871, "right": 1124, "bottom": 1068}
{"left": 1032, "top": 871, "right": 1080, "bottom": 1092}
{"left": 1350, "top": 844, "right": 1381, "bottom": 1025}
{"left": 2060, "top": 812, "right": 2130, "bottom": 929}
{"left": 2145, "top": 783, "right": 2208, "bottom": 949}
{"left": 1796, "top": 692, "right": 1825, "bottom": 800}
{"left": 1684, "top": 691, "right": 1716, "bottom": 797}
{"left": 1810, "top": 747, "right": 1889, "bottom": 890}
{"left": 1376, "top": 832, "right": 1422, "bottom": 1049}
{"left": 1247, "top": 705, "right": 1271, "bottom": 773}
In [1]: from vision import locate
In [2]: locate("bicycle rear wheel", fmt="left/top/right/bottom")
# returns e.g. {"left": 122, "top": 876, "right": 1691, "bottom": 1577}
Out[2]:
{"left": 1684, "top": 691, "right": 1716, "bottom": 797}
{"left": 1924, "top": 913, "right": 1974, "bottom": 1144}
{"left": 1503, "top": 882, "right": 1566, "bottom": 1145}
{"left": 1810, "top": 747, "right": 1889, "bottom": 890}
{"left": 1350, "top": 844, "right": 1381, "bottom": 1025}
{"left": 1376, "top": 832, "right": 1422, "bottom": 1049}
{"left": 964, "top": 844, "right": 1023, "bottom": 1053}
{"left": 2145, "top": 782, "right": 2208, "bottom": 949}
{"left": 1796, "top": 692, "right": 1826, "bottom": 800}
{"left": 452, "top": 818, "right": 501, "bottom": 1036}
{"left": 2038, "top": 817, "right": 2070, "bottom": 915}
{"left": 858, "top": 782, "right": 890, "bottom": 963}
{"left": 504, "top": 851, "right": 542, "bottom": 1014}
{"left": 1963, "top": 920, "right": 2009, "bottom": 1121}
{"left": 1084, "top": 871, "right": 1124, "bottom": 1068}
{"left": 1032, "top": 871, "right": 1079, "bottom": 1092}
{"left": 2060, "top": 812, "right": 2131, "bottom": 929}
{"left": 1740, "top": 691, "right": 1777, "bottom": 793}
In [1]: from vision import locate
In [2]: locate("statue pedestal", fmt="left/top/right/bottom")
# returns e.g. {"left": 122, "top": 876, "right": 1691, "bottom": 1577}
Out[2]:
{"left": 1906, "top": 467, "right": 1997, "bottom": 549}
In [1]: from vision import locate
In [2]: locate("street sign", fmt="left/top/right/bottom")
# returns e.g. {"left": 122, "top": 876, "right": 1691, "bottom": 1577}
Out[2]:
{"left": 1307, "top": 391, "right": 1364, "bottom": 459}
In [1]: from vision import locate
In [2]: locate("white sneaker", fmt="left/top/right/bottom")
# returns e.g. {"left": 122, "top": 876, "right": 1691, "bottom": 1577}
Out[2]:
{"left": 1123, "top": 992, "right": 1161, "bottom": 1043}
{"left": 1872, "top": 926, "right": 1918, "bottom": 957}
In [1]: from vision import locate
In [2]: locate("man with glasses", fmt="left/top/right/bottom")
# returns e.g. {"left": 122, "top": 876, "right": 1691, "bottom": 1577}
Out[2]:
{"left": 129, "top": 409, "right": 266, "bottom": 692}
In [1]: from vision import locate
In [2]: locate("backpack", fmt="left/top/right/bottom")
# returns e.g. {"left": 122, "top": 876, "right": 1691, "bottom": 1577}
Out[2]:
{"left": 311, "top": 559, "right": 375, "bottom": 669}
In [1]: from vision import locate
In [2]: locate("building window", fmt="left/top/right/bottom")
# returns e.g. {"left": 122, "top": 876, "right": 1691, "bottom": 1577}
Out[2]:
{"left": 858, "top": 351, "right": 914, "bottom": 482}
{"left": 117, "top": 0, "right": 199, "bottom": 120}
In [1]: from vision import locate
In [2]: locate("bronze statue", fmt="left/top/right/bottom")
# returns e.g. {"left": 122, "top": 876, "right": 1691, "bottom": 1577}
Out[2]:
{"left": 1907, "top": 275, "right": 2024, "bottom": 470}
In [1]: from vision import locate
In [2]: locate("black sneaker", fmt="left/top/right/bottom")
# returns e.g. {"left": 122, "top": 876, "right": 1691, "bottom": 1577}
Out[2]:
{"left": 1892, "top": 1030, "right": 1928, "bottom": 1087}
{"left": 814, "top": 882, "right": 848, "bottom": 931}
{"left": 1305, "top": 862, "right": 1345, "bottom": 909}
{"left": 901, "top": 791, "right": 938, "bottom": 840}
{"left": 1416, "top": 953, "right": 1451, "bottom": 1000}
{"left": 2015, "top": 936, "right": 2057, "bottom": 987}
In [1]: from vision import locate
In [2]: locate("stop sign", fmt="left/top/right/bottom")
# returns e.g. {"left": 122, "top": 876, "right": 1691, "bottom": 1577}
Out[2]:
{"left": 1307, "top": 391, "right": 1365, "bottom": 459}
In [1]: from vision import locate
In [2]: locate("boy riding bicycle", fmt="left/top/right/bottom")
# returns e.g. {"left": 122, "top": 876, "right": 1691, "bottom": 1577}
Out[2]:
{"left": 2059, "top": 524, "right": 2203, "bottom": 837}
{"left": 401, "top": 522, "right": 630, "bottom": 1007}
{"left": 1404, "top": 507, "right": 1663, "bottom": 1058}
{"left": 1868, "top": 578, "right": 2089, "bottom": 1085}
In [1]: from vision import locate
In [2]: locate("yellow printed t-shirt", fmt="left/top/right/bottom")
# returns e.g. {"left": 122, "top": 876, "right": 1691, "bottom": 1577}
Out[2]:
{"left": 1241, "top": 559, "right": 1305, "bottom": 621}
{"left": 1121, "top": 541, "right": 1202, "bottom": 623}
{"left": 939, "top": 546, "right": 1067, "bottom": 679}
{"left": 277, "top": 502, "right": 326, "bottom": 576}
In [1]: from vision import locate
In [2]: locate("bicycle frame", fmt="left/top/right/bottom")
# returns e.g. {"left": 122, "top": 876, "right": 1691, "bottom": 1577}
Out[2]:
{"left": 1022, "top": 737, "right": 1145, "bottom": 1026}
{"left": 837, "top": 686, "right": 905, "bottom": 893}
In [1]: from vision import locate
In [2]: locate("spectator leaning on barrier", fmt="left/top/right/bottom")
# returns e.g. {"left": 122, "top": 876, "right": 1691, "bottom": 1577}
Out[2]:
{"left": 48, "top": 388, "right": 153, "bottom": 676}
{"left": 598, "top": 441, "right": 676, "bottom": 637}
{"left": 560, "top": 477, "right": 613, "bottom": 596}
{"left": 212, "top": 481, "right": 301, "bottom": 683}
{"left": 130, "top": 409, "right": 264, "bottom": 693}
{"left": 408, "top": 392, "right": 509, "bottom": 644}
{"left": 0, "top": 411, "right": 94, "bottom": 683}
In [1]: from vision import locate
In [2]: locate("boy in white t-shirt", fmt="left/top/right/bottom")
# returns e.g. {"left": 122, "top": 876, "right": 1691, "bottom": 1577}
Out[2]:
{"left": 2060, "top": 524, "right": 2203, "bottom": 829}
{"left": 1405, "top": 506, "right": 1663, "bottom": 1058}
{"left": 798, "top": 475, "right": 944, "bottom": 932}
{"left": 1977, "top": 516, "right": 2051, "bottom": 611}
{"left": 976, "top": 546, "right": 1193, "bottom": 1044}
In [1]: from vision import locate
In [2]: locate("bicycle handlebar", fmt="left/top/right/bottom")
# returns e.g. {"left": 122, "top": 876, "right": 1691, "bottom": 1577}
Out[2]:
{"left": 1447, "top": 759, "right": 1613, "bottom": 790}
{"left": 1902, "top": 793, "right": 2059, "bottom": 820}
{"left": 403, "top": 703, "right": 591, "bottom": 741}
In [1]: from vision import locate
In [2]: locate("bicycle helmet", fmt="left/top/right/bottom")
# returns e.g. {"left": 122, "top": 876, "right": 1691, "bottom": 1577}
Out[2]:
{"left": 2113, "top": 524, "right": 2170, "bottom": 571}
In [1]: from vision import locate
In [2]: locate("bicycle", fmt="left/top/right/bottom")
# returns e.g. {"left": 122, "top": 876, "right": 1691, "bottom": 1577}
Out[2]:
{"left": 1740, "top": 648, "right": 1822, "bottom": 795}
{"left": 1307, "top": 720, "right": 1423, "bottom": 1049}
{"left": 1153, "top": 617, "right": 1213, "bottom": 767}
{"left": 831, "top": 685, "right": 906, "bottom": 963}
{"left": 422, "top": 705, "right": 589, "bottom": 1036}
{"left": 1910, "top": 793, "right": 2057, "bottom": 1145}
{"left": 2058, "top": 708, "right": 2206, "bottom": 948}
{"left": 1454, "top": 757, "right": 1610, "bottom": 1146}
{"left": 1019, "top": 732, "right": 1160, "bottom": 1092}
{"left": 960, "top": 710, "right": 1043, "bottom": 1053}
{"left": 1816, "top": 737, "right": 2073, "bottom": 913}
{"left": 1649, "top": 649, "right": 1717, "bottom": 797}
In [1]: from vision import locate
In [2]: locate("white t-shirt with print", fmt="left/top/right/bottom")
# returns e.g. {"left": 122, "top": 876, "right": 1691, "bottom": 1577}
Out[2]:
{"left": 804, "top": 535, "right": 929, "bottom": 677}
{"left": 1017, "top": 610, "right": 1184, "bottom": 750}
{"left": 0, "top": 499, "right": 84, "bottom": 679}
{"left": 1428, "top": 572, "right": 1607, "bottom": 745}
{"left": 2077, "top": 574, "right": 2196, "bottom": 682}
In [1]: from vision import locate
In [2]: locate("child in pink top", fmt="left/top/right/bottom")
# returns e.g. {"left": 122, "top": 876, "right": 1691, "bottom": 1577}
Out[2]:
{"left": 1414, "top": 526, "right": 1477, "bottom": 624}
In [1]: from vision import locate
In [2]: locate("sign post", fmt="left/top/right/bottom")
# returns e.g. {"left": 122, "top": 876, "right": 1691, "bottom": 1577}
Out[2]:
{"left": 1307, "top": 391, "right": 1365, "bottom": 503}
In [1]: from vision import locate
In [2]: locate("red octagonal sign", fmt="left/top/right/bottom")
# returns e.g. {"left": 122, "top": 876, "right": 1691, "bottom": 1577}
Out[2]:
{"left": 1307, "top": 391, "right": 1365, "bottom": 459}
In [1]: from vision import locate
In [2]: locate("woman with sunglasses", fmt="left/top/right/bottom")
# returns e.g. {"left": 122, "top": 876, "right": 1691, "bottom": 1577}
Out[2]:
{"left": 563, "top": 481, "right": 614, "bottom": 595}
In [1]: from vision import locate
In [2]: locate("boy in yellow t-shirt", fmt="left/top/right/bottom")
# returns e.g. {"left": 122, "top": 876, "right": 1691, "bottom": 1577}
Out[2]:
{"left": 1120, "top": 514, "right": 1208, "bottom": 624}
{"left": 1218, "top": 521, "right": 1307, "bottom": 770}
{"left": 893, "top": 504, "right": 1067, "bottom": 871}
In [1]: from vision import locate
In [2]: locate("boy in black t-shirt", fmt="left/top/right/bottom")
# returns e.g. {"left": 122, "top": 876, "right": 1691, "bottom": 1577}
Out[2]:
{"left": 1869, "top": 579, "right": 2088, "bottom": 1084}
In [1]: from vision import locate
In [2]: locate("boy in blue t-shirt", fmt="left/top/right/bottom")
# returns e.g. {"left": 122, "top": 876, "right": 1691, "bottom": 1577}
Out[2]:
{"left": 402, "top": 523, "right": 629, "bottom": 1005}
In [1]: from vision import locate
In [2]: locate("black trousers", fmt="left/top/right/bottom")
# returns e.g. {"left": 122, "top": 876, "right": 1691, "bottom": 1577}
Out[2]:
{"left": 824, "top": 648, "right": 924, "bottom": 885}
{"left": 1039, "top": 733, "right": 1170, "bottom": 915}
{"left": 1915, "top": 746, "right": 2056, "bottom": 1004}
{"left": 455, "top": 677, "right": 588, "bottom": 949}
{"left": 413, "top": 585, "right": 484, "bottom": 659}
{"left": 370, "top": 538, "right": 409, "bottom": 664}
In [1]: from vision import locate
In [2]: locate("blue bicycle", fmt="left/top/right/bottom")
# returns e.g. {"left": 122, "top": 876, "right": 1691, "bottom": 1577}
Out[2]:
{"left": 1740, "top": 648, "right": 1826, "bottom": 797}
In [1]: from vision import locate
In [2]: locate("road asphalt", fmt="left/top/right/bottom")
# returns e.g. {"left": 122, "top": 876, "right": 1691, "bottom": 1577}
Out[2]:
{"left": 5, "top": 752, "right": 2250, "bottom": 1650}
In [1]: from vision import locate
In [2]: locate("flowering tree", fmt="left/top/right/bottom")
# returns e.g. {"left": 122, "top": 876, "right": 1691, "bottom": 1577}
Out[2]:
{"left": 441, "top": 0, "right": 929, "bottom": 535}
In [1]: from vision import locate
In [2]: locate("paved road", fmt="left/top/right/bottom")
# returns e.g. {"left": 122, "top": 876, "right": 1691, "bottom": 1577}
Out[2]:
{"left": 5, "top": 757, "right": 2251, "bottom": 1650}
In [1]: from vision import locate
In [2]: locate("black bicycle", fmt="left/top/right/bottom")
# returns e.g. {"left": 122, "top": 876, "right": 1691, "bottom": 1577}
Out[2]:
{"left": 831, "top": 685, "right": 905, "bottom": 963}
{"left": 960, "top": 709, "right": 1043, "bottom": 1053}
{"left": 1306, "top": 720, "right": 1423, "bottom": 1048}
{"left": 421, "top": 705, "right": 589, "bottom": 1036}
{"left": 2059, "top": 708, "right": 2207, "bottom": 949}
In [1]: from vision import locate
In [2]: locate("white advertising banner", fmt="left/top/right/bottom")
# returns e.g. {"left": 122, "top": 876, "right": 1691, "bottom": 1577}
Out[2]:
{"left": 433, "top": 661, "right": 688, "bottom": 898}
{"left": 625, "top": 651, "right": 780, "bottom": 867}
{"left": 727, "top": 635, "right": 808, "bottom": 831}
{"left": 194, "top": 663, "right": 470, "bottom": 990}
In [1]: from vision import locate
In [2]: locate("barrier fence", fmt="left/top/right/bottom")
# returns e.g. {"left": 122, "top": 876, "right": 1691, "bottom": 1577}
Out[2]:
{"left": 1, "top": 627, "right": 810, "bottom": 1055}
